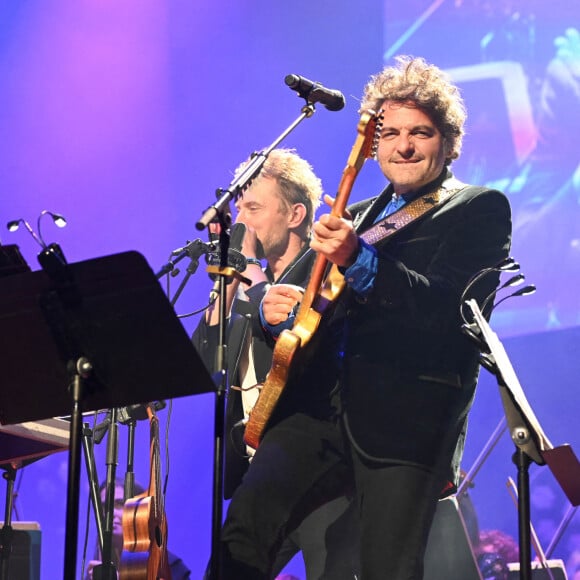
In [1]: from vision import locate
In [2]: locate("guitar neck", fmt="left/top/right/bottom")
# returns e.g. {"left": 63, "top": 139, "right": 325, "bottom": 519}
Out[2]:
{"left": 298, "top": 163, "right": 362, "bottom": 319}
{"left": 331, "top": 165, "right": 359, "bottom": 217}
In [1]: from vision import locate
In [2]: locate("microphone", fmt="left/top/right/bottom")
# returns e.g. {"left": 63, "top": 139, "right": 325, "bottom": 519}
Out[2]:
{"left": 207, "top": 223, "right": 247, "bottom": 301}
{"left": 229, "top": 222, "right": 246, "bottom": 252}
{"left": 285, "top": 74, "right": 345, "bottom": 111}
{"left": 206, "top": 222, "right": 248, "bottom": 281}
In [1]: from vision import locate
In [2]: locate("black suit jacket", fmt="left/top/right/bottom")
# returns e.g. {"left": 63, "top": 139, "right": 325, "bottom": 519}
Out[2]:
{"left": 339, "top": 170, "right": 512, "bottom": 484}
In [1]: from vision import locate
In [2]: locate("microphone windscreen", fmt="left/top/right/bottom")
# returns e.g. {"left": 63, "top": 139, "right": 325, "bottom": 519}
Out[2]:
{"left": 230, "top": 223, "right": 246, "bottom": 252}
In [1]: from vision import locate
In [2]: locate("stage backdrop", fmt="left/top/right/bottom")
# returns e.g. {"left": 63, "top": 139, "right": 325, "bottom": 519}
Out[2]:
{"left": 1, "top": 1, "right": 578, "bottom": 578}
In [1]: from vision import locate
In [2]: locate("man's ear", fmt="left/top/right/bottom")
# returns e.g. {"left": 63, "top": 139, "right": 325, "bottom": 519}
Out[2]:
{"left": 444, "top": 139, "right": 456, "bottom": 163}
{"left": 288, "top": 203, "right": 307, "bottom": 229}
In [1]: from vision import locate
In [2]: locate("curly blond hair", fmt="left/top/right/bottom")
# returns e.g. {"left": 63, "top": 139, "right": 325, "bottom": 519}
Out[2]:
{"left": 361, "top": 56, "right": 467, "bottom": 163}
{"left": 236, "top": 148, "right": 323, "bottom": 236}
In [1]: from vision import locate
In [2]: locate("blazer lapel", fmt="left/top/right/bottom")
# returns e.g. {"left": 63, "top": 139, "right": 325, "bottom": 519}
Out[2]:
{"left": 353, "top": 188, "right": 391, "bottom": 233}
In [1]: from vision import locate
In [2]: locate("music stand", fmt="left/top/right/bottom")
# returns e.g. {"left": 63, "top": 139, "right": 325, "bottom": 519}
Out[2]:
{"left": 0, "top": 250, "right": 215, "bottom": 579}
{"left": 464, "top": 299, "right": 580, "bottom": 580}
{"left": 0, "top": 244, "right": 30, "bottom": 277}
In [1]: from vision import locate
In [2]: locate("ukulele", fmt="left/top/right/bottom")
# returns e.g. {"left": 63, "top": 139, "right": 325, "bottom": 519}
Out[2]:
{"left": 243, "top": 109, "right": 380, "bottom": 450}
{"left": 119, "top": 404, "right": 172, "bottom": 580}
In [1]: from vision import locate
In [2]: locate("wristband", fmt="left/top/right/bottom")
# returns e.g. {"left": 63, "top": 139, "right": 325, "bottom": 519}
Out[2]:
{"left": 246, "top": 257, "right": 262, "bottom": 268}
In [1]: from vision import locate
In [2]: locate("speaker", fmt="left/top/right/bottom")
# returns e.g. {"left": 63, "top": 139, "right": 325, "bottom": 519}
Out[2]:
{"left": 507, "top": 559, "right": 568, "bottom": 579}
{"left": 424, "top": 496, "right": 482, "bottom": 580}
{"left": 0, "top": 522, "right": 41, "bottom": 580}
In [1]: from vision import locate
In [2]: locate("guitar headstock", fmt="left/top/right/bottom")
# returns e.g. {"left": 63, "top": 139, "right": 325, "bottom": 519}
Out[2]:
{"left": 346, "top": 108, "right": 382, "bottom": 172}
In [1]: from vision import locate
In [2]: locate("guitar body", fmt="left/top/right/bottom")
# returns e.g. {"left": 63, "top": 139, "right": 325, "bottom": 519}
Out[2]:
{"left": 119, "top": 407, "right": 172, "bottom": 580}
{"left": 243, "top": 329, "right": 301, "bottom": 450}
{"left": 244, "top": 271, "right": 346, "bottom": 449}
{"left": 119, "top": 493, "right": 171, "bottom": 580}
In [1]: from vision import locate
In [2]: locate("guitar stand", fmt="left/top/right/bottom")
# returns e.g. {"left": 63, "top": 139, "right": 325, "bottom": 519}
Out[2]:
{"left": 89, "top": 407, "right": 120, "bottom": 580}
{"left": 81, "top": 422, "right": 106, "bottom": 562}
{"left": 122, "top": 415, "right": 138, "bottom": 504}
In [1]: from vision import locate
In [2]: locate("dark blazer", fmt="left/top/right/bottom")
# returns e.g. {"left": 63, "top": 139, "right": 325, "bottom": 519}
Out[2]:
{"left": 192, "top": 245, "right": 315, "bottom": 498}
{"left": 339, "top": 170, "right": 512, "bottom": 484}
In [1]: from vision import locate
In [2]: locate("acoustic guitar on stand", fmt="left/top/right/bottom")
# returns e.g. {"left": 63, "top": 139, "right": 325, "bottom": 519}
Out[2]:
{"left": 244, "top": 109, "right": 381, "bottom": 450}
{"left": 119, "top": 404, "right": 172, "bottom": 580}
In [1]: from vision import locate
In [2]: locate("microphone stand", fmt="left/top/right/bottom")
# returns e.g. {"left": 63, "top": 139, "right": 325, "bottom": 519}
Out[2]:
{"left": 117, "top": 401, "right": 167, "bottom": 500}
{"left": 193, "top": 102, "right": 318, "bottom": 580}
{"left": 80, "top": 410, "right": 119, "bottom": 580}
{"left": 97, "top": 408, "right": 120, "bottom": 580}
{"left": 195, "top": 103, "right": 315, "bottom": 231}
{"left": 122, "top": 418, "right": 137, "bottom": 502}
{"left": 154, "top": 100, "right": 319, "bottom": 579}
{"left": 204, "top": 231, "right": 252, "bottom": 580}
{"left": 156, "top": 239, "right": 210, "bottom": 282}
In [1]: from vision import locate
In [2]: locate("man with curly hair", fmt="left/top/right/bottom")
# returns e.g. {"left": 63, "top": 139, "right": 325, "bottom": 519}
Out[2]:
{"left": 217, "top": 56, "right": 512, "bottom": 579}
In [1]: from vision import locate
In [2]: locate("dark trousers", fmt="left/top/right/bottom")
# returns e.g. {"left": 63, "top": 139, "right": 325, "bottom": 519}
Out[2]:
{"left": 350, "top": 451, "right": 445, "bottom": 580}
{"left": 273, "top": 495, "right": 359, "bottom": 579}
{"left": 220, "top": 413, "right": 445, "bottom": 580}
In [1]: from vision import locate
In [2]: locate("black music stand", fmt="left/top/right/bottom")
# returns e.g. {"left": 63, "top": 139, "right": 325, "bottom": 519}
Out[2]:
{"left": 464, "top": 299, "right": 580, "bottom": 580}
{"left": 0, "top": 250, "right": 215, "bottom": 580}
{"left": 0, "top": 244, "right": 30, "bottom": 277}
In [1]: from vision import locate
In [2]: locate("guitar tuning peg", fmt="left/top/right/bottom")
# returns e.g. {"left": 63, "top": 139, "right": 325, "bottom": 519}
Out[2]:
{"left": 372, "top": 112, "right": 384, "bottom": 159}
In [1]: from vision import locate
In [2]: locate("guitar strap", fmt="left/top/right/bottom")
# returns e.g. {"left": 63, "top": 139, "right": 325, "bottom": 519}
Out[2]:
{"left": 359, "top": 175, "right": 468, "bottom": 247}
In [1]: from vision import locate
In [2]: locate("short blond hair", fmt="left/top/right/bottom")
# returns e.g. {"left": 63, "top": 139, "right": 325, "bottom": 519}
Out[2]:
{"left": 361, "top": 56, "right": 466, "bottom": 163}
{"left": 237, "top": 148, "right": 323, "bottom": 235}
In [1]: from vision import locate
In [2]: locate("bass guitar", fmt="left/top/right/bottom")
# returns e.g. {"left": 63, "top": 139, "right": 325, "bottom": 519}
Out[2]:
{"left": 244, "top": 109, "right": 380, "bottom": 450}
{"left": 119, "top": 404, "right": 172, "bottom": 580}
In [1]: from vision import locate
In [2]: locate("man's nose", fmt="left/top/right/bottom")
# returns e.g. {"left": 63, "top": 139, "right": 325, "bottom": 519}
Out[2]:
{"left": 396, "top": 135, "right": 414, "bottom": 153}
